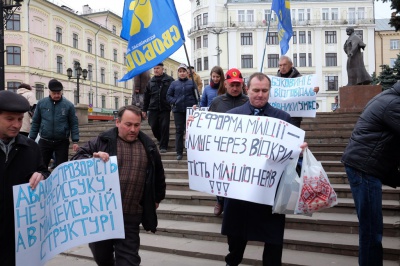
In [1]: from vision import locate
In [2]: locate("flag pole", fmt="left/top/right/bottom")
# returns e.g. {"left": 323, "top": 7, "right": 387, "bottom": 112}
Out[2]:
{"left": 183, "top": 43, "right": 201, "bottom": 105}
{"left": 260, "top": 9, "right": 274, "bottom": 72}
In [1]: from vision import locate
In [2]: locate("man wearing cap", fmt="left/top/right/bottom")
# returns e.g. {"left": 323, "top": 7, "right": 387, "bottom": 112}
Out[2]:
{"left": 29, "top": 79, "right": 80, "bottom": 168}
{"left": 0, "top": 91, "right": 49, "bottom": 266}
{"left": 208, "top": 68, "right": 249, "bottom": 216}
{"left": 188, "top": 66, "right": 203, "bottom": 95}
{"left": 142, "top": 62, "right": 174, "bottom": 153}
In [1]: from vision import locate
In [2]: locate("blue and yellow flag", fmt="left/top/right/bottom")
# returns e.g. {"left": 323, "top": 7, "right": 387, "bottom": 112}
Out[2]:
{"left": 120, "top": 0, "right": 185, "bottom": 81}
{"left": 271, "top": 0, "right": 293, "bottom": 55}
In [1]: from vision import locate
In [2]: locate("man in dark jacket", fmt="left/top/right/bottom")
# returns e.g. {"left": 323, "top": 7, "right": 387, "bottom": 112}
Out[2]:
{"left": 71, "top": 105, "right": 166, "bottom": 266}
{"left": 276, "top": 55, "right": 319, "bottom": 128}
{"left": 29, "top": 79, "right": 80, "bottom": 168}
{"left": 0, "top": 91, "right": 49, "bottom": 266}
{"left": 142, "top": 62, "right": 174, "bottom": 153}
{"left": 208, "top": 68, "right": 248, "bottom": 216}
{"left": 222, "top": 72, "right": 307, "bottom": 266}
{"left": 341, "top": 82, "right": 400, "bottom": 266}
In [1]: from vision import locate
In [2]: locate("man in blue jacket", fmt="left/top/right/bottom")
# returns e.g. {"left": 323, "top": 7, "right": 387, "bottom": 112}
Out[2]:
{"left": 342, "top": 82, "right": 400, "bottom": 266}
{"left": 29, "top": 79, "right": 79, "bottom": 168}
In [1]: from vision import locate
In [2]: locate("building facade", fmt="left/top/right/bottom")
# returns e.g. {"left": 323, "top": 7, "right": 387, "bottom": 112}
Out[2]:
{"left": 188, "top": 0, "right": 376, "bottom": 112}
{"left": 375, "top": 18, "right": 400, "bottom": 74}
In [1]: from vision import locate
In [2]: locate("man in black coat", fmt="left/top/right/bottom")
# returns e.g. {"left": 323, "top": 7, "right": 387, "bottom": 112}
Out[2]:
{"left": 222, "top": 73, "right": 307, "bottom": 266}
{"left": 341, "top": 82, "right": 400, "bottom": 265}
{"left": 71, "top": 105, "right": 166, "bottom": 266}
{"left": 142, "top": 62, "right": 174, "bottom": 153}
{"left": 0, "top": 90, "right": 49, "bottom": 266}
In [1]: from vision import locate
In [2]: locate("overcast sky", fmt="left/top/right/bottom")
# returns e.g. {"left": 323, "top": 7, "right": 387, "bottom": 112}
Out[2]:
{"left": 54, "top": 0, "right": 394, "bottom": 62}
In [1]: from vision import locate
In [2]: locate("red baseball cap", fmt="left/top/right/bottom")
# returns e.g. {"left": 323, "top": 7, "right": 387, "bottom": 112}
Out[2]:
{"left": 225, "top": 68, "right": 243, "bottom": 83}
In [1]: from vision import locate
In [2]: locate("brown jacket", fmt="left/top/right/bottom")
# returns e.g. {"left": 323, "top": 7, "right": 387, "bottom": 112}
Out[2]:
{"left": 190, "top": 71, "right": 203, "bottom": 94}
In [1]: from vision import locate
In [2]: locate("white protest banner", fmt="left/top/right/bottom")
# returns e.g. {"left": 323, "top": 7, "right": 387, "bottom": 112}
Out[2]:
{"left": 186, "top": 106, "right": 209, "bottom": 122}
{"left": 186, "top": 111, "right": 305, "bottom": 206}
{"left": 13, "top": 156, "right": 124, "bottom": 266}
{"left": 269, "top": 74, "right": 317, "bottom": 117}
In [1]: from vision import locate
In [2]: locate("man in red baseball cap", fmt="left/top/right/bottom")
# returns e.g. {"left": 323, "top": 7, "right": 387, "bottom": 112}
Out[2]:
{"left": 208, "top": 68, "right": 249, "bottom": 216}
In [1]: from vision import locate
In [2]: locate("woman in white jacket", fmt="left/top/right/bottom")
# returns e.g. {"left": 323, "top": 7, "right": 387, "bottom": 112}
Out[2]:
{"left": 17, "top": 83, "right": 36, "bottom": 136}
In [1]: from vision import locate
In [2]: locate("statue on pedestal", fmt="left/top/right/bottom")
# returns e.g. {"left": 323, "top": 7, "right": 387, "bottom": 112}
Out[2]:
{"left": 343, "top": 27, "right": 372, "bottom": 86}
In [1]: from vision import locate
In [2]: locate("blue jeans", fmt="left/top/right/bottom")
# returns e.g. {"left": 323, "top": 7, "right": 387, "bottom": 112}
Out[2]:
{"left": 345, "top": 166, "right": 383, "bottom": 266}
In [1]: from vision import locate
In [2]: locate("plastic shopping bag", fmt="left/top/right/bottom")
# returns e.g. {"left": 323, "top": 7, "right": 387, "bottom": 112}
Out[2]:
{"left": 272, "top": 157, "right": 301, "bottom": 214}
{"left": 295, "top": 148, "right": 338, "bottom": 214}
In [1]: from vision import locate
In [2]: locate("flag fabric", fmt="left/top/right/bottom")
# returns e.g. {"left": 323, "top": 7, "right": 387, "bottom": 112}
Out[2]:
{"left": 120, "top": 0, "right": 185, "bottom": 81}
{"left": 271, "top": 0, "right": 293, "bottom": 55}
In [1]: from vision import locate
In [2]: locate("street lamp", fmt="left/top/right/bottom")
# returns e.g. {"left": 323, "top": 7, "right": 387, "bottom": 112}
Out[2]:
{"left": 206, "top": 28, "right": 226, "bottom": 66}
{"left": 0, "top": 0, "right": 23, "bottom": 90}
{"left": 67, "top": 62, "right": 87, "bottom": 104}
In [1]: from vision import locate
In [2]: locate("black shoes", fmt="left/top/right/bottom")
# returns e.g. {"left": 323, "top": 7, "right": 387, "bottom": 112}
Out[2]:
{"left": 176, "top": 154, "right": 183, "bottom": 160}
{"left": 160, "top": 149, "right": 167, "bottom": 153}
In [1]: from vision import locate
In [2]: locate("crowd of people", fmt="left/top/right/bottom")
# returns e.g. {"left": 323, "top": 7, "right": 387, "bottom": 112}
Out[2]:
{"left": 1, "top": 55, "right": 398, "bottom": 266}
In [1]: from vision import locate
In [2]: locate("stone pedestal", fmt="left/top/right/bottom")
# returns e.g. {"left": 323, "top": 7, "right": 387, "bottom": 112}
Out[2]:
{"left": 75, "top": 104, "right": 88, "bottom": 125}
{"left": 338, "top": 85, "right": 382, "bottom": 112}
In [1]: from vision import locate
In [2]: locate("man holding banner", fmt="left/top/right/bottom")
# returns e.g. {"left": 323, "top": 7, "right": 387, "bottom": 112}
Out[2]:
{"left": 71, "top": 105, "right": 166, "bottom": 266}
{"left": 0, "top": 91, "right": 49, "bottom": 266}
{"left": 222, "top": 73, "right": 307, "bottom": 266}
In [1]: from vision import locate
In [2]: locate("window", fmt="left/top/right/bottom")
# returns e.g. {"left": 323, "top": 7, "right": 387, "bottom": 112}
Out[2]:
{"left": 308, "top": 53, "right": 312, "bottom": 67}
{"left": 238, "top": 10, "right": 245, "bottom": 22}
{"left": 125, "top": 98, "right": 129, "bottom": 106}
{"left": 390, "top": 58, "right": 396, "bottom": 67}
{"left": 101, "top": 68, "right": 105, "bottom": 83}
{"left": 241, "top": 55, "right": 253, "bottom": 68}
{"left": 322, "top": 8, "right": 329, "bottom": 20}
{"left": 293, "top": 31, "right": 297, "bottom": 44}
{"left": 35, "top": 84, "right": 44, "bottom": 100}
{"left": 203, "top": 13, "right": 208, "bottom": 25}
{"left": 308, "top": 31, "right": 312, "bottom": 44}
{"left": 196, "top": 58, "right": 202, "bottom": 71}
{"left": 124, "top": 81, "right": 128, "bottom": 89}
{"left": 72, "top": 60, "right": 79, "bottom": 77}
{"left": 113, "top": 49, "right": 118, "bottom": 62}
{"left": 299, "top": 31, "right": 306, "bottom": 44}
{"left": 56, "top": 56, "right": 63, "bottom": 73}
{"left": 73, "top": 33, "right": 78, "bottom": 48}
{"left": 101, "top": 95, "right": 106, "bottom": 108}
{"left": 88, "top": 64, "right": 93, "bottom": 81}
{"left": 203, "top": 35, "right": 208, "bottom": 47}
{"left": 204, "top": 79, "right": 209, "bottom": 87}
{"left": 123, "top": 52, "right": 127, "bottom": 64}
{"left": 115, "top": 97, "right": 119, "bottom": 109}
{"left": 326, "top": 53, "right": 337, "bottom": 66}
{"left": 391, "top": 40, "right": 400, "bottom": 49}
{"left": 306, "top": 9, "right": 311, "bottom": 20}
{"left": 195, "top": 14, "right": 201, "bottom": 27}
{"left": 299, "top": 53, "right": 306, "bottom": 67}
{"left": 267, "top": 32, "right": 278, "bottom": 45}
{"left": 264, "top": 10, "right": 272, "bottom": 22}
{"left": 56, "top": 27, "right": 62, "bottom": 43}
{"left": 298, "top": 9, "right": 305, "bottom": 21}
{"left": 114, "top": 72, "right": 118, "bottom": 86}
{"left": 355, "top": 30, "right": 363, "bottom": 41}
{"left": 357, "top": 7, "right": 365, "bottom": 20}
{"left": 6, "top": 14, "right": 20, "bottom": 31}
{"left": 112, "top": 25, "right": 116, "bottom": 34}
{"left": 241, "top": 33, "right": 253, "bottom": 45}
{"left": 348, "top": 8, "right": 356, "bottom": 24}
{"left": 100, "top": 44, "right": 105, "bottom": 57}
{"left": 325, "top": 31, "right": 337, "bottom": 43}
{"left": 247, "top": 10, "right": 254, "bottom": 22}
{"left": 196, "top": 36, "right": 201, "bottom": 49}
{"left": 267, "top": 54, "right": 279, "bottom": 68}
{"left": 87, "top": 39, "right": 92, "bottom": 53}
{"left": 204, "top": 56, "right": 209, "bottom": 70}
{"left": 293, "top": 54, "right": 297, "bottom": 67}
{"left": 6, "top": 46, "right": 21, "bottom": 65}
{"left": 7, "top": 82, "right": 20, "bottom": 92}
{"left": 325, "top": 76, "right": 338, "bottom": 91}
{"left": 331, "top": 8, "right": 338, "bottom": 20}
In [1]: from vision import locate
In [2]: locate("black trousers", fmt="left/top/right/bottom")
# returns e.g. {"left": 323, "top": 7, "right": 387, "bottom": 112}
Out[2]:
{"left": 38, "top": 138, "right": 70, "bottom": 167}
{"left": 147, "top": 110, "right": 170, "bottom": 150}
{"left": 173, "top": 112, "right": 186, "bottom": 155}
{"left": 225, "top": 235, "right": 283, "bottom": 266}
{"left": 89, "top": 214, "right": 142, "bottom": 266}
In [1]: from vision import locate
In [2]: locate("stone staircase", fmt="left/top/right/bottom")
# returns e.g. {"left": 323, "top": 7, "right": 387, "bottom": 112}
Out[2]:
{"left": 71, "top": 112, "right": 400, "bottom": 266}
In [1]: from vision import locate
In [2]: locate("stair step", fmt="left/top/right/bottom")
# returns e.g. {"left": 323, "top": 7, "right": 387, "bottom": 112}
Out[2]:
{"left": 139, "top": 227, "right": 399, "bottom": 265}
